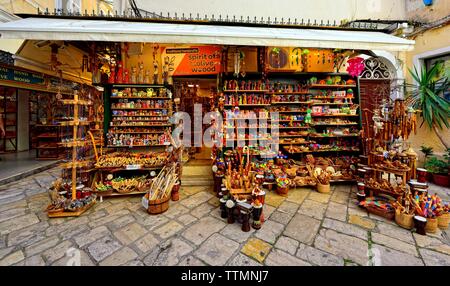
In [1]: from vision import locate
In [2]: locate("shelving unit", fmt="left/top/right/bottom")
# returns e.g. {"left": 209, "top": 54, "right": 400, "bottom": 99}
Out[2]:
{"left": 0, "top": 87, "right": 17, "bottom": 153}
{"left": 48, "top": 91, "right": 96, "bottom": 218}
{"left": 219, "top": 73, "right": 362, "bottom": 159}
{"left": 35, "top": 125, "right": 66, "bottom": 160}
{"left": 105, "top": 84, "right": 174, "bottom": 149}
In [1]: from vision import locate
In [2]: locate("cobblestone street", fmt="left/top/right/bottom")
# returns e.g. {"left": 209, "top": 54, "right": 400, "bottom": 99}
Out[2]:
{"left": 1, "top": 167, "right": 450, "bottom": 266}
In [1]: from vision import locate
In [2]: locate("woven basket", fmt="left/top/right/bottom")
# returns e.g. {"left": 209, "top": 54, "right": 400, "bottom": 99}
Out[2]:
{"left": 316, "top": 183, "right": 330, "bottom": 194}
{"left": 425, "top": 217, "right": 438, "bottom": 233}
{"left": 147, "top": 195, "right": 170, "bottom": 215}
{"left": 276, "top": 185, "right": 289, "bottom": 196}
{"left": 395, "top": 209, "right": 414, "bottom": 230}
{"left": 438, "top": 213, "right": 450, "bottom": 230}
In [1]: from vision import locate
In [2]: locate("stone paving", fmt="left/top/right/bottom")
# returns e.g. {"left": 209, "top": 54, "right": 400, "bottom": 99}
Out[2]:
{"left": 1, "top": 167, "right": 450, "bottom": 266}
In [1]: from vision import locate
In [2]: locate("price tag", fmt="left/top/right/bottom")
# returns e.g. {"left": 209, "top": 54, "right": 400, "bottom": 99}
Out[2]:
{"left": 126, "top": 164, "right": 142, "bottom": 170}
{"left": 141, "top": 196, "right": 149, "bottom": 209}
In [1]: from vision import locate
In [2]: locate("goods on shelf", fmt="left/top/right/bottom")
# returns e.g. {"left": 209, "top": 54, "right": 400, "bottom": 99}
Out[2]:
{"left": 109, "top": 175, "right": 152, "bottom": 193}
{"left": 94, "top": 151, "right": 169, "bottom": 168}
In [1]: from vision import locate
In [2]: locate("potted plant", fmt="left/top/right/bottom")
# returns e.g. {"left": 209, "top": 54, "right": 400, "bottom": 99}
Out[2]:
{"left": 406, "top": 62, "right": 449, "bottom": 151}
{"left": 419, "top": 145, "right": 434, "bottom": 182}
{"left": 424, "top": 157, "right": 449, "bottom": 187}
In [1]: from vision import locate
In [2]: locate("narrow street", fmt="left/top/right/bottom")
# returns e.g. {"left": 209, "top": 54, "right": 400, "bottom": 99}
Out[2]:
{"left": 1, "top": 168, "right": 449, "bottom": 266}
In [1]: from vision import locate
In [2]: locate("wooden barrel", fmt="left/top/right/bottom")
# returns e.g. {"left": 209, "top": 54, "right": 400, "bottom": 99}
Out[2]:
{"left": 147, "top": 195, "right": 170, "bottom": 215}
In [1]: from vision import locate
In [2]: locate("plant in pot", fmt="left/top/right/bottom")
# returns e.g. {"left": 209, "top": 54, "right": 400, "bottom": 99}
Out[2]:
{"left": 424, "top": 157, "right": 449, "bottom": 187}
{"left": 405, "top": 61, "right": 450, "bottom": 151}
{"left": 419, "top": 145, "right": 434, "bottom": 182}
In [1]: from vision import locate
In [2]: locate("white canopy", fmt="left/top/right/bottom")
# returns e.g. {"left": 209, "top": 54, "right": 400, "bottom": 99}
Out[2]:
{"left": 0, "top": 17, "right": 415, "bottom": 51}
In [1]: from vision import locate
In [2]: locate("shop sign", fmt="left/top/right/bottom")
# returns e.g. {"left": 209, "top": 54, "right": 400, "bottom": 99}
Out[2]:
{"left": 162, "top": 46, "right": 221, "bottom": 76}
{"left": 0, "top": 66, "right": 45, "bottom": 85}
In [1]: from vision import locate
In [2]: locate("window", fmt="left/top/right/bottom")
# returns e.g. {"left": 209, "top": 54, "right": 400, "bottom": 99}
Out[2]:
{"left": 425, "top": 53, "right": 450, "bottom": 101}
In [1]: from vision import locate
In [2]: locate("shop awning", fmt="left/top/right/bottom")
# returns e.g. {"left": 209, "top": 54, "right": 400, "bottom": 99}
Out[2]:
{"left": 0, "top": 17, "right": 415, "bottom": 51}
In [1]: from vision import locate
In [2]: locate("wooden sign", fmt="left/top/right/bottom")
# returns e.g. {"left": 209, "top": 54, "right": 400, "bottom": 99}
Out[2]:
{"left": 0, "top": 66, "right": 45, "bottom": 86}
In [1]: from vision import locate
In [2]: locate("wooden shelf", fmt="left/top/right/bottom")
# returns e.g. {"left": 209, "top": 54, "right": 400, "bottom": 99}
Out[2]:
{"left": 223, "top": 90, "right": 268, "bottom": 93}
{"left": 110, "top": 97, "right": 171, "bottom": 100}
{"left": 110, "top": 124, "right": 172, "bottom": 127}
{"left": 279, "top": 134, "right": 310, "bottom": 137}
{"left": 107, "top": 144, "right": 169, "bottom": 148}
{"left": 311, "top": 96, "right": 354, "bottom": 100}
{"left": 310, "top": 134, "right": 359, "bottom": 138}
{"left": 267, "top": 92, "right": 311, "bottom": 95}
{"left": 272, "top": 101, "right": 312, "bottom": 105}
{"left": 312, "top": 114, "right": 359, "bottom": 117}
{"left": 111, "top": 107, "right": 169, "bottom": 110}
{"left": 312, "top": 123, "right": 358, "bottom": 126}
{"left": 98, "top": 190, "right": 147, "bottom": 197}
{"left": 112, "top": 120, "right": 169, "bottom": 122}
{"left": 284, "top": 149, "right": 360, "bottom": 154}
{"left": 309, "top": 84, "right": 356, "bottom": 88}
{"left": 275, "top": 110, "right": 308, "bottom": 113}
{"left": 36, "top": 146, "right": 58, "bottom": 149}
{"left": 224, "top": 104, "right": 270, "bottom": 107}
{"left": 47, "top": 200, "right": 96, "bottom": 218}
{"left": 112, "top": 115, "right": 169, "bottom": 118}
{"left": 110, "top": 131, "right": 165, "bottom": 134}
{"left": 311, "top": 102, "right": 349, "bottom": 105}
{"left": 277, "top": 126, "right": 309, "bottom": 129}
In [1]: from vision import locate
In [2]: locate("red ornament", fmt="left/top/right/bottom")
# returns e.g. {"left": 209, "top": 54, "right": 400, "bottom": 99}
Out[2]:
{"left": 346, "top": 57, "right": 365, "bottom": 78}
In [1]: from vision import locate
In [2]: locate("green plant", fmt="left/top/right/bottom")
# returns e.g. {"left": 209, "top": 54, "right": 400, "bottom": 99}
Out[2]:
{"left": 420, "top": 145, "right": 434, "bottom": 163}
{"left": 424, "top": 157, "right": 448, "bottom": 174}
{"left": 406, "top": 62, "right": 450, "bottom": 148}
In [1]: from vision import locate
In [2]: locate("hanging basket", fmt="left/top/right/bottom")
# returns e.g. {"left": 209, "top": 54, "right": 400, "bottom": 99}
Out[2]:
{"left": 395, "top": 209, "right": 414, "bottom": 230}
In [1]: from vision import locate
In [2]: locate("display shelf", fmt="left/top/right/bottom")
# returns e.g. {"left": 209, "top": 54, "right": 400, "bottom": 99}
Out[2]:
{"left": 36, "top": 146, "right": 58, "bottom": 149}
{"left": 98, "top": 190, "right": 147, "bottom": 197}
{"left": 311, "top": 96, "right": 354, "bottom": 100}
{"left": 284, "top": 149, "right": 361, "bottom": 154}
{"left": 59, "top": 121, "right": 91, "bottom": 126}
{"left": 60, "top": 99, "right": 92, "bottom": 105}
{"left": 112, "top": 115, "right": 169, "bottom": 117}
{"left": 279, "top": 141, "right": 315, "bottom": 145}
{"left": 275, "top": 110, "right": 308, "bottom": 113}
{"left": 272, "top": 101, "right": 312, "bottom": 105}
{"left": 267, "top": 92, "right": 311, "bottom": 95}
{"left": 310, "top": 134, "right": 359, "bottom": 138}
{"left": 312, "top": 123, "right": 358, "bottom": 126}
{"left": 279, "top": 134, "right": 310, "bottom": 137}
{"left": 312, "top": 114, "right": 359, "bottom": 117}
{"left": 311, "top": 102, "right": 348, "bottom": 105}
{"left": 47, "top": 200, "right": 96, "bottom": 218}
{"left": 106, "top": 144, "right": 168, "bottom": 148}
{"left": 111, "top": 107, "right": 169, "bottom": 110}
{"left": 112, "top": 119, "right": 169, "bottom": 122}
{"left": 224, "top": 104, "right": 270, "bottom": 107}
{"left": 309, "top": 84, "right": 356, "bottom": 88}
{"left": 110, "top": 97, "right": 171, "bottom": 100}
{"left": 111, "top": 131, "right": 165, "bottom": 134}
{"left": 277, "top": 126, "right": 309, "bottom": 129}
{"left": 223, "top": 90, "right": 268, "bottom": 93}
{"left": 110, "top": 124, "right": 172, "bottom": 127}
{"left": 110, "top": 84, "right": 168, "bottom": 88}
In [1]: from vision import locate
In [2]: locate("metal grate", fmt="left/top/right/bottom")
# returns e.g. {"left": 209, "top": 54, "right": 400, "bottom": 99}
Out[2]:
{"left": 27, "top": 7, "right": 386, "bottom": 32}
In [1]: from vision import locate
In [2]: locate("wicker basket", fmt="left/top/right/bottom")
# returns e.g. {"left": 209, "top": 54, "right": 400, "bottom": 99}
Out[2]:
{"left": 316, "top": 183, "right": 330, "bottom": 194}
{"left": 147, "top": 195, "right": 170, "bottom": 215}
{"left": 425, "top": 217, "right": 439, "bottom": 233}
{"left": 276, "top": 185, "right": 289, "bottom": 196}
{"left": 395, "top": 209, "right": 414, "bottom": 229}
{"left": 438, "top": 213, "right": 450, "bottom": 230}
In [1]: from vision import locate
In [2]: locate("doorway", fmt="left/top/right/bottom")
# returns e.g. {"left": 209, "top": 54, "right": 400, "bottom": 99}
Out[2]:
{"left": 173, "top": 77, "right": 217, "bottom": 166}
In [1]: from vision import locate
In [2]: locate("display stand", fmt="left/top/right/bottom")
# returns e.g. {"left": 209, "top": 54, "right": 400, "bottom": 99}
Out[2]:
{"left": 47, "top": 91, "right": 96, "bottom": 218}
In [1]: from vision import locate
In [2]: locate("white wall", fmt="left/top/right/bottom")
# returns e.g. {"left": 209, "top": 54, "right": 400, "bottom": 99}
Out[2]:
{"left": 122, "top": 0, "right": 406, "bottom": 22}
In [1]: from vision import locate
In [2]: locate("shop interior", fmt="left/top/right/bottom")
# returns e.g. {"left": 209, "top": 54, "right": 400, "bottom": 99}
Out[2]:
{"left": 0, "top": 39, "right": 447, "bottom": 236}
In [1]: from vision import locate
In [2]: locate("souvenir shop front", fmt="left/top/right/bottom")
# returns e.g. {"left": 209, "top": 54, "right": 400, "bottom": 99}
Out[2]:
{"left": 1, "top": 15, "right": 448, "bottom": 235}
